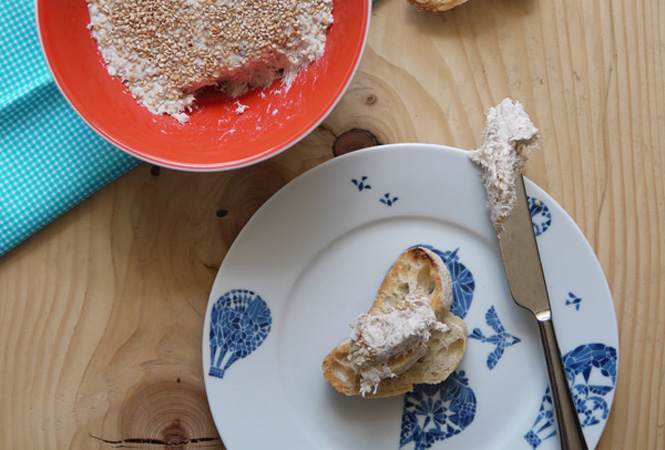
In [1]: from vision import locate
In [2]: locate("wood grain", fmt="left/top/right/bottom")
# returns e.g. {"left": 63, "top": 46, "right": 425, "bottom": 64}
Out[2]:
{"left": 1, "top": 0, "right": 664, "bottom": 448}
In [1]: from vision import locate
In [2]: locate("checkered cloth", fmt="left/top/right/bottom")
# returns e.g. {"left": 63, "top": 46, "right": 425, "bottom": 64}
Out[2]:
{"left": 0, "top": 0, "right": 140, "bottom": 256}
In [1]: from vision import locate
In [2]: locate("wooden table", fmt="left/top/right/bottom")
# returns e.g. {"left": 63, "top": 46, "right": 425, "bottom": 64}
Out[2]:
{"left": 2, "top": 0, "right": 663, "bottom": 448}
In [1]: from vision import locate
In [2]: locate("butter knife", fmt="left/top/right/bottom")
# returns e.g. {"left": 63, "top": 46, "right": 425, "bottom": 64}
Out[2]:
{"left": 497, "top": 175, "right": 588, "bottom": 450}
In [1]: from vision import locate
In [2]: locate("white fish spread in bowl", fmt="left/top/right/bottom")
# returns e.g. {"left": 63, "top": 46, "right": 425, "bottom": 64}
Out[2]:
{"left": 86, "top": 0, "right": 334, "bottom": 123}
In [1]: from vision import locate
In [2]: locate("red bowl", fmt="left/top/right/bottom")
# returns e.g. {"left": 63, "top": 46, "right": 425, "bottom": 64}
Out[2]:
{"left": 36, "top": 0, "right": 370, "bottom": 171}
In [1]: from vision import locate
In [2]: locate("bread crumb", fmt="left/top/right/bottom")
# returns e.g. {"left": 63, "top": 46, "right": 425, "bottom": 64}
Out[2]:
{"left": 234, "top": 101, "right": 249, "bottom": 114}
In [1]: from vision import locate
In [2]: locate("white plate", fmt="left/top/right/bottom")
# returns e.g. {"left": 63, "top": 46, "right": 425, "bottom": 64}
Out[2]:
{"left": 202, "top": 144, "right": 619, "bottom": 450}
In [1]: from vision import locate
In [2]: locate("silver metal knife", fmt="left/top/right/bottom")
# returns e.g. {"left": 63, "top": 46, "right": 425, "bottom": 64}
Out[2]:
{"left": 498, "top": 175, "right": 588, "bottom": 450}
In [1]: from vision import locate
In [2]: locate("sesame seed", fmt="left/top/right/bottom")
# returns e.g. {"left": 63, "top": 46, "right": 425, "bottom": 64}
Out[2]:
{"left": 86, "top": 0, "right": 333, "bottom": 123}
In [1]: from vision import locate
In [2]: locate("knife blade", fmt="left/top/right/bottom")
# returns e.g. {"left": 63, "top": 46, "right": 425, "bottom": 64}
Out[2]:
{"left": 497, "top": 175, "right": 588, "bottom": 450}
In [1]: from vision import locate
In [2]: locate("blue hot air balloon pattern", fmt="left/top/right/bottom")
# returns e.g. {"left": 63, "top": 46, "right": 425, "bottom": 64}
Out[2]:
{"left": 209, "top": 289, "right": 272, "bottom": 379}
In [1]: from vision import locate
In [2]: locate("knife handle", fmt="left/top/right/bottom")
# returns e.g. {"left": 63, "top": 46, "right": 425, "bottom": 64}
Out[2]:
{"left": 537, "top": 318, "right": 589, "bottom": 450}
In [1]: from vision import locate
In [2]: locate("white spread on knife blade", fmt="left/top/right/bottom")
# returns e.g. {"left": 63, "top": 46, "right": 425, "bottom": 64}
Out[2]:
{"left": 469, "top": 98, "right": 539, "bottom": 229}
{"left": 347, "top": 294, "right": 449, "bottom": 396}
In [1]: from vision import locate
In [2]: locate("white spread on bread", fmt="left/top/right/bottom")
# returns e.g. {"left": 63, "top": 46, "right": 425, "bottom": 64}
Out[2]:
{"left": 348, "top": 294, "right": 450, "bottom": 396}
{"left": 469, "top": 98, "right": 539, "bottom": 229}
{"left": 86, "top": 0, "right": 333, "bottom": 123}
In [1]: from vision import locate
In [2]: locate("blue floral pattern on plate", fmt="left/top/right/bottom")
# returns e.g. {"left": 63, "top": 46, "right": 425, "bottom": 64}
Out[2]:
{"left": 400, "top": 246, "right": 477, "bottom": 450}
{"left": 565, "top": 292, "right": 583, "bottom": 311}
{"left": 352, "top": 176, "right": 372, "bottom": 191}
{"left": 469, "top": 306, "right": 522, "bottom": 370}
{"left": 380, "top": 193, "right": 399, "bottom": 206}
{"left": 351, "top": 174, "right": 401, "bottom": 206}
{"left": 524, "top": 343, "right": 618, "bottom": 448}
{"left": 400, "top": 371, "right": 477, "bottom": 450}
{"left": 209, "top": 289, "right": 272, "bottom": 379}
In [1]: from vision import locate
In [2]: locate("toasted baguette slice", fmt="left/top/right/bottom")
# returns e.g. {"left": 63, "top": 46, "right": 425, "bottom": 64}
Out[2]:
{"left": 322, "top": 246, "right": 467, "bottom": 398}
{"left": 407, "top": 0, "right": 469, "bottom": 12}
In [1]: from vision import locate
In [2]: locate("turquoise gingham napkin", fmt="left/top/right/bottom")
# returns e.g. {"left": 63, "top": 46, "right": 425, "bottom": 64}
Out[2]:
{"left": 0, "top": 0, "right": 140, "bottom": 256}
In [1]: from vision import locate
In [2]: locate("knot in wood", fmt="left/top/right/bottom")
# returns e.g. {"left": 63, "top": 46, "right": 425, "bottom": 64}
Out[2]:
{"left": 162, "top": 419, "right": 188, "bottom": 447}
{"left": 333, "top": 129, "right": 380, "bottom": 157}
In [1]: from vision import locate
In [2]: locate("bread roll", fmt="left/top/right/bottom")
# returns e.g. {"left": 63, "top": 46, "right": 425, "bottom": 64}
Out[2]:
{"left": 407, "top": 0, "right": 469, "bottom": 13}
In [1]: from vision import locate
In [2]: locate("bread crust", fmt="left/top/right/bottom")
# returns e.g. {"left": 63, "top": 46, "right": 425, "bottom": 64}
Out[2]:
{"left": 321, "top": 247, "right": 467, "bottom": 398}
{"left": 406, "top": 0, "right": 469, "bottom": 12}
